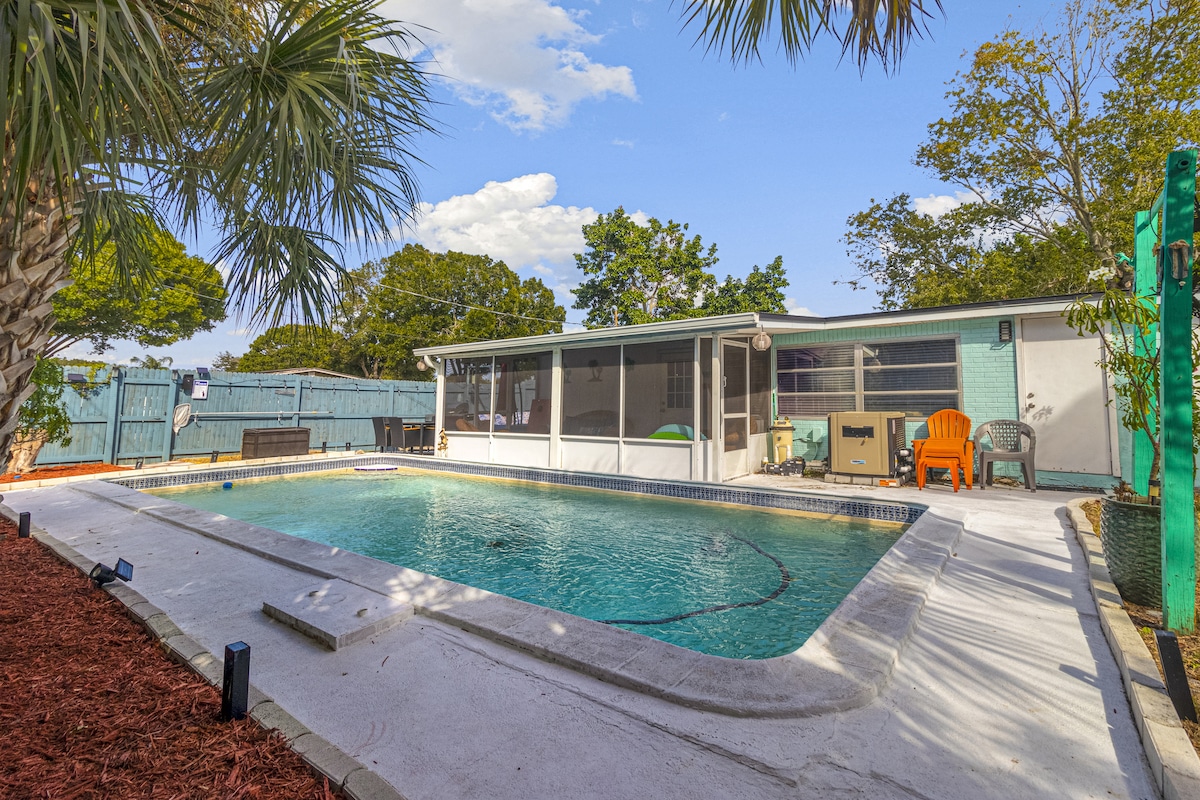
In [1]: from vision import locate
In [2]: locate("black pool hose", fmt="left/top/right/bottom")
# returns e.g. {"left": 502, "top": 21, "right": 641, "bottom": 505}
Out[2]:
{"left": 597, "top": 534, "right": 791, "bottom": 626}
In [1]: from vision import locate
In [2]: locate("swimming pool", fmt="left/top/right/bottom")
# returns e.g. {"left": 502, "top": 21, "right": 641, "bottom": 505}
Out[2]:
{"left": 152, "top": 469, "right": 903, "bottom": 659}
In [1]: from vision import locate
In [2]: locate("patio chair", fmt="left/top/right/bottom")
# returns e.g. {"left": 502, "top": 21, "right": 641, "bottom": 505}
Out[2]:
{"left": 371, "top": 416, "right": 396, "bottom": 451}
{"left": 913, "top": 409, "right": 974, "bottom": 490}
{"left": 974, "top": 419, "right": 1036, "bottom": 492}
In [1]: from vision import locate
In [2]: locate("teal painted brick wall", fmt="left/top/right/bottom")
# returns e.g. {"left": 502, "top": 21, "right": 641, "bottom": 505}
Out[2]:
{"left": 773, "top": 316, "right": 1017, "bottom": 454}
{"left": 773, "top": 315, "right": 1119, "bottom": 487}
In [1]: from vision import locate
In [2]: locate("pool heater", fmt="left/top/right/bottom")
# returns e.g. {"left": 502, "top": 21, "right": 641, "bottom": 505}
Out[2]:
{"left": 827, "top": 412, "right": 907, "bottom": 478}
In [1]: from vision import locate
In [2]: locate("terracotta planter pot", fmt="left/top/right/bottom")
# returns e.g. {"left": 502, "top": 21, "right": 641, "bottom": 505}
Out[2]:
{"left": 1099, "top": 496, "right": 1161, "bottom": 608}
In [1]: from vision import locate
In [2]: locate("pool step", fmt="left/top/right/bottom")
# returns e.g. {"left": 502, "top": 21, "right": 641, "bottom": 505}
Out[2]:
{"left": 263, "top": 579, "right": 413, "bottom": 650}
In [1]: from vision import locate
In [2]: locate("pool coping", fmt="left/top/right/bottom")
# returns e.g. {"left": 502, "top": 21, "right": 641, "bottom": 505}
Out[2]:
{"left": 67, "top": 456, "right": 959, "bottom": 718}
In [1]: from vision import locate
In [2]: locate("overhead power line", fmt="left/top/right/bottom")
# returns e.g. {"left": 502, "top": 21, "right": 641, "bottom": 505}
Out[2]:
{"left": 152, "top": 267, "right": 583, "bottom": 328}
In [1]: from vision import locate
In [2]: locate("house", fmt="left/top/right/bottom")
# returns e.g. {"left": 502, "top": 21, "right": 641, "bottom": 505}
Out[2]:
{"left": 414, "top": 294, "right": 1119, "bottom": 489}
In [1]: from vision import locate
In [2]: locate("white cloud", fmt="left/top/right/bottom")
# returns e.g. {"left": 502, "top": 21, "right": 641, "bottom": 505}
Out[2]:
{"left": 912, "top": 191, "right": 976, "bottom": 218}
{"left": 784, "top": 298, "right": 816, "bottom": 317}
{"left": 382, "top": 0, "right": 637, "bottom": 131}
{"left": 612, "top": 138, "right": 635, "bottom": 148}
{"left": 410, "top": 173, "right": 599, "bottom": 273}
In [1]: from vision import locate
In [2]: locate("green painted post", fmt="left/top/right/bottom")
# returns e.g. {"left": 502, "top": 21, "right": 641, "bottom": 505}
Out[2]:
{"left": 1159, "top": 149, "right": 1196, "bottom": 634}
{"left": 1132, "top": 210, "right": 1158, "bottom": 495}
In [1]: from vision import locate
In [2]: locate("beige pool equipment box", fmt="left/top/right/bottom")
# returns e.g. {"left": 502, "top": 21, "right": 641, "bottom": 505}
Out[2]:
{"left": 826, "top": 412, "right": 907, "bottom": 485}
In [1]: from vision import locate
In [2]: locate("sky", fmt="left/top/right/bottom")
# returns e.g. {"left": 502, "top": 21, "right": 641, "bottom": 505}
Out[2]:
{"left": 80, "top": 0, "right": 1055, "bottom": 369}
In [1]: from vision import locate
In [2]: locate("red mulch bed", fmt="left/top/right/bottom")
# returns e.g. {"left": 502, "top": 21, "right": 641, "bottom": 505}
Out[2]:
{"left": 0, "top": 515, "right": 343, "bottom": 800}
{"left": 0, "top": 463, "right": 132, "bottom": 484}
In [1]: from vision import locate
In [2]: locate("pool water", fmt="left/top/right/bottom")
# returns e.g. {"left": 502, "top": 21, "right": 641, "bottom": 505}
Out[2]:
{"left": 152, "top": 471, "right": 903, "bottom": 659}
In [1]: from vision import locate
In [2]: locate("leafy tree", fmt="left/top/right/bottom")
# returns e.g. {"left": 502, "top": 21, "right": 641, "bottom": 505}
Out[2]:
{"left": 680, "top": 0, "right": 943, "bottom": 72}
{"left": 0, "top": 0, "right": 433, "bottom": 467}
{"left": 212, "top": 352, "right": 242, "bottom": 372}
{"left": 47, "top": 227, "right": 226, "bottom": 358}
{"left": 234, "top": 326, "right": 346, "bottom": 374}
{"left": 844, "top": 195, "right": 1095, "bottom": 309}
{"left": 227, "top": 246, "right": 565, "bottom": 380}
{"left": 701, "top": 256, "right": 789, "bottom": 315}
{"left": 842, "top": 0, "right": 1200, "bottom": 308}
{"left": 339, "top": 245, "right": 565, "bottom": 380}
{"left": 5, "top": 358, "right": 73, "bottom": 474}
{"left": 573, "top": 208, "right": 719, "bottom": 327}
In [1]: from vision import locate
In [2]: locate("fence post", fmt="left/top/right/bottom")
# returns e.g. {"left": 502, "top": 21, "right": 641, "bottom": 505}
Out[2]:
{"left": 293, "top": 376, "right": 303, "bottom": 428}
{"left": 162, "top": 371, "right": 179, "bottom": 463}
{"left": 103, "top": 368, "right": 121, "bottom": 465}
{"left": 1160, "top": 149, "right": 1196, "bottom": 634}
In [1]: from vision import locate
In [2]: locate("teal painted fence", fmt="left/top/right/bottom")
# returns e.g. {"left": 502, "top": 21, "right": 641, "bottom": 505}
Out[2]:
{"left": 37, "top": 368, "right": 436, "bottom": 466}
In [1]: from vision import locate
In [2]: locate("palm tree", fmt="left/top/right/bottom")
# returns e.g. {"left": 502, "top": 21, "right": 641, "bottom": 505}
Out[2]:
{"left": 680, "top": 0, "right": 944, "bottom": 71}
{"left": 0, "top": 0, "right": 434, "bottom": 464}
{"left": 128, "top": 355, "right": 174, "bottom": 370}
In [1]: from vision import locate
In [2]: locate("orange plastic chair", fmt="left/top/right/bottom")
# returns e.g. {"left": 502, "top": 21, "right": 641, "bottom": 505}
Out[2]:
{"left": 913, "top": 409, "right": 974, "bottom": 490}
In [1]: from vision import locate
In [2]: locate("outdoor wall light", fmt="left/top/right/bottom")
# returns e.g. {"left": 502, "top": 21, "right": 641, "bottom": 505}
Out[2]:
{"left": 998, "top": 320, "right": 1013, "bottom": 342}
{"left": 416, "top": 359, "right": 428, "bottom": 372}
{"left": 751, "top": 330, "right": 773, "bottom": 351}
{"left": 89, "top": 558, "right": 133, "bottom": 588}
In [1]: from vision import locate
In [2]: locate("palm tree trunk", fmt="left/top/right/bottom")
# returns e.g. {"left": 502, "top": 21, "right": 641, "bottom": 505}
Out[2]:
{"left": 0, "top": 179, "right": 77, "bottom": 465}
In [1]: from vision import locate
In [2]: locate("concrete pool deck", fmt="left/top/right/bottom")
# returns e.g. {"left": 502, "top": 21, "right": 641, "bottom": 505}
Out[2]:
{"left": 0, "top": 472, "right": 1174, "bottom": 799}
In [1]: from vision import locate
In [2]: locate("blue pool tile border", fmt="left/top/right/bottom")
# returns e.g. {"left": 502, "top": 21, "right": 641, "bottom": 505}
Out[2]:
{"left": 111, "top": 455, "right": 923, "bottom": 526}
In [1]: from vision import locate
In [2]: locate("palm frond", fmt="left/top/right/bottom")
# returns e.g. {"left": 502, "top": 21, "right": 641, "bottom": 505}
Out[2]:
{"left": 676, "top": 0, "right": 943, "bottom": 72}
{"left": 1, "top": 0, "right": 188, "bottom": 224}
{"left": 192, "top": 0, "right": 435, "bottom": 242}
{"left": 71, "top": 187, "right": 162, "bottom": 291}
{"left": 214, "top": 217, "right": 346, "bottom": 329}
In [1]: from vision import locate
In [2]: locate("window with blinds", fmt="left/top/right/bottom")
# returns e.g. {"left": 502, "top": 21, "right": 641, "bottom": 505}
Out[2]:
{"left": 777, "top": 338, "right": 960, "bottom": 418}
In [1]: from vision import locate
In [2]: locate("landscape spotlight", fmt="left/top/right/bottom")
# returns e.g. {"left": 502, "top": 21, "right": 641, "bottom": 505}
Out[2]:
{"left": 89, "top": 558, "right": 134, "bottom": 588}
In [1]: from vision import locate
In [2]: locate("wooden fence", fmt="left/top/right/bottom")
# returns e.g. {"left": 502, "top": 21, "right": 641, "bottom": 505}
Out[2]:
{"left": 36, "top": 367, "right": 436, "bottom": 466}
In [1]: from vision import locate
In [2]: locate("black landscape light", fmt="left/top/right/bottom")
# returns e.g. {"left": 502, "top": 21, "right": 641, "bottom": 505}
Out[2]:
{"left": 89, "top": 558, "right": 134, "bottom": 588}
{"left": 221, "top": 641, "right": 251, "bottom": 721}
{"left": 135, "top": 458, "right": 145, "bottom": 469}
{"left": 18, "top": 512, "right": 31, "bottom": 538}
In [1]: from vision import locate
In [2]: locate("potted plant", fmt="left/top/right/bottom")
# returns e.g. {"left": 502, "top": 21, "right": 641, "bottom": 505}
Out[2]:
{"left": 4, "top": 358, "right": 74, "bottom": 475}
{"left": 1067, "top": 286, "right": 1200, "bottom": 607}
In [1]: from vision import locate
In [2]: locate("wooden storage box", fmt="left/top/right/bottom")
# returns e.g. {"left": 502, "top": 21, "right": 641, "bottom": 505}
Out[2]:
{"left": 241, "top": 427, "right": 311, "bottom": 459}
